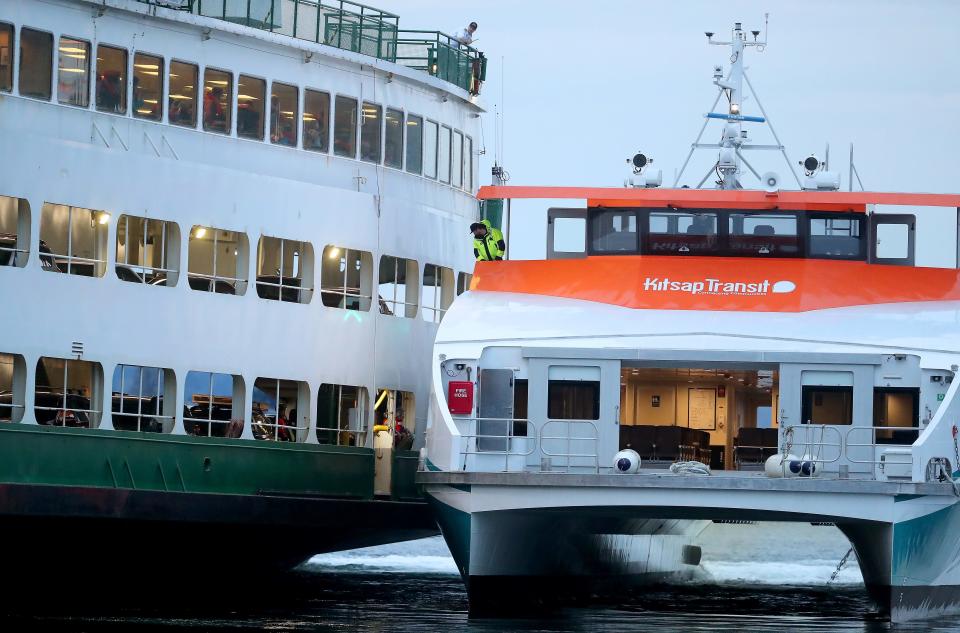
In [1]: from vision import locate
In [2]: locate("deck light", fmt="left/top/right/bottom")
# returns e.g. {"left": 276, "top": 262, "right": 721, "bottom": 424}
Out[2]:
{"left": 328, "top": 247, "right": 341, "bottom": 259}
{"left": 97, "top": 212, "right": 110, "bottom": 225}
{"left": 802, "top": 155, "right": 820, "bottom": 175}
{"left": 194, "top": 227, "right": 207, "bottom": 239}
{"left": 729, "top": 103, "right": 740, "bottom": 115}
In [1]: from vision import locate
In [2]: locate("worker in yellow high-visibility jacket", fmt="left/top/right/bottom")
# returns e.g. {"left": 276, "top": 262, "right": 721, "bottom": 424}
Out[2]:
{"left": 471, "top": 219, "right": 505, "bottom": 261}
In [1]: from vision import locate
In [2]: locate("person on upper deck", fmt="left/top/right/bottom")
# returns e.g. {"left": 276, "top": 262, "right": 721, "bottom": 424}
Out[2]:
{"left": 453, "top": 22, "right": 478, "bottom": 47}
{"left": 471, "top": 219, "right": 505, "bottom": 261}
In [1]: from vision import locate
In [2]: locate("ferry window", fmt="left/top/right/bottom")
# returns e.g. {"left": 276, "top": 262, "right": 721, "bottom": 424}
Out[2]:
{"left": 360, "top": 102, "right": 382, "bottom": 163}
{"left": 548, "top": 380, "right": 600, "bottom": 420}
{"left": 236, "top": 75, "right": 265, "bottom": 140}
{"left": 590, "top": 209, "right": 638, "bottom": 254}
{"left": 19, "top": 28, "right": 53, "bottom": 100}
{"left": 0, "top": 195, "right": 30, "bottom": 268}
{"left": 57, "top": 36, "right": 90, "bottom": 107}
{"left": 465, "top": 136, "right": 473, "bottom": 191}
{"left": 95, "top": 45, "right": 127, "bottom": 114}
{"left": 552, "top": 217, "right": 587, "bottom": 254}
{"left": 320, "top": 245, "right": 373, "bottom": 311}
{"left": 35, "top": 357, "right": 103, "bottom": 428}
{"left": 115, "top": 215, "right": 180, "bottom": 287}
{"left": 646, "top": 210, "right": 718, "bottom": 255}
{"left": 875, "top": 223, "right": 909, "bottom": 260}
{"left": 456, "top": 271, "right": 473, "bottom": 296}
{"left": 333, "top": 95, "right": 357, "bottom": 158}
{"left": 132, "top": 52, "right": 162, "bottom": 121}
{"left": 423, "top": 120, "right": 438, "bottom": 179}
{"left": 317, "top": 384, "right": 368, "bottom": 446}
{"left": 187, "top": 225, "right": 248, "bottom": 295}
{"left": 184, "top": 371, "right": 244, "bottom": 438}
{"left": 0, "top": 352, "right": 26, "bottom": 423}
{"left": 374, "top": 389, "right": 415, "bottom": 448}
{"left": 202, "top": 68, "right": 232, "bottom": 134}
{"left": 303, "top": 89, "right": 330, "bottom": 152}
{"left": 379, "top": 255, "right": 418, "bottom": 318}
{"left": 0, "top": 23, "right": 11, "bottom": 93}
{"left": 422, "top": 264, "right": 454, "bottom": 323}
{"left": 384, "top": 108, "right": 403, "bottom": 169}
{"left": 253, "top": 378, "right": 308, "bottom": 442}
{"left": 256, "top": 236, "right": 314, "bottom": 304}
{"left": 438, "top": 125, "right": 452, "bottom": 183}
{"left": 40, "top": 203, "right": 109, "bottom": 277}
{"left": 169, "top": 60, "right": 198, "bottom": 127}
{"left": 111, "top": 364, "right": 175, "bottom": 433}
{"left": 808, "top": 215, "right": 864, "bottom": 259}
{"left": 405, "top": 115, "right": 423, "bottom": 175}
{"left": 728, "top": 213, "right": 799, "bottom": 257}
{"left": 452, "top": 131, "right": 463, "bottom": 188}
{"left": 802, "top": 386, "right": 853, "bottom": 425}
{"left": 270, "top": 81, "right": 298, "bottom": 146}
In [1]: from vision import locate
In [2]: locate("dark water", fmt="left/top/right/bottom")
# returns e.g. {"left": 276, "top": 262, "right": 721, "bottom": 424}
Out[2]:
{"left": 4, "top": 527, "right": 960, "bottom": 633}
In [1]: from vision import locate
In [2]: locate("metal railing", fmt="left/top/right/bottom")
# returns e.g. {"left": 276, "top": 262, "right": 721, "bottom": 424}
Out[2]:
{"left": 455, "top": 417, "right": 601, "bottom": 473}
{"left": 782, "top": 425, "right": 844, "bottom": 464}
{"left": 134, "top": 1, "right": 485, "bottom": 94}
{"left": 845, "top": 426, "right": 922, "bottom": 465}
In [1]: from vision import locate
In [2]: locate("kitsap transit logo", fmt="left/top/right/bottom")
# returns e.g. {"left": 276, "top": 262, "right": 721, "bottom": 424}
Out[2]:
{"left": 643, "top": 277, "right": 797, "bottom": 297}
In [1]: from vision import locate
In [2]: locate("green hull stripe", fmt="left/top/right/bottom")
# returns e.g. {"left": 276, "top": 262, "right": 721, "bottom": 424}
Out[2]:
{"left": 426, "top": 489, "right": 471, "bottom": 578}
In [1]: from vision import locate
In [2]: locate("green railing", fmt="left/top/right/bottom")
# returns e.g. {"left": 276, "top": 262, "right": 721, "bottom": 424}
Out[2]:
{"left": 134, "top": 0, "right": 484, "bottom": 94}
{"left": 396, "top": 30, "right": 485, "bottom": 94}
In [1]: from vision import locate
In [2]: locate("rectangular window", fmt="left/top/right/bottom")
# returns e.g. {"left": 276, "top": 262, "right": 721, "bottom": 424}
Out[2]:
{"left": 203, "top": 67, "right": 231, "bottom": 133}
{"left": 57, "top": 36, "right": 89, "bottom": 107}
{"left": 422, "top": 264, "right": 454, "bottom": 323}
{"left": 169, "top": 60, "right": 198, "bottom": 127}
{"left": 334, "top": 95, "right": 357, "bottom": 157}
{"left": 0, "top": 23, "right": 14, "bottom": 92}
{"left": 187, "top": 225, "right": 248, "bottom": 295}
{"left": 590, "top": 209, "right": 638, "bottom": 254}
{"left": 379, "top": 255, "right": 418, "bottom": 318}
{"left": 40, "top": 203, "right": 110, "bottom": 277}
{"left": 95, "top": 44, "right": 127, "bottom": 114}
{"left": 728, "top": 213, "right": 799, "bottom": 257}
{"left": 384, "top": 108, "right": 403, "bottom": 169}
{"left": 303, "top": 89, "right": 330, "bottom": 152}
{"left": 456, "top": 271, "right": 472, "bottom": 296}
{"left": 374, "top": 389, "right": 415, "bottom": 447}
{"left": 802, "top": 386, "right": 853, "bottom": 425}
{"left": 0, "top": 353, "right": 26, "bottom": 423}
{"left": 133, "top": 52, "right": 162, "bottom": 120}
{"left": 35, "top": 357, "right": 103, "bottom": 428}
{"left": 808, "top": 215, "right": 865, "bottom": 259}
{"left": 548, "top": 380, "right": 600, "bottom": 420}
{"left": 423, "top": 120, "right": 438, "bottom": 178}
{"left": 184, "top": 371, "right": 244, "bottom": 438}
{"left": 360, "top": 101, "right": 382, "bottom": 163}
{"left": 19, "top": 28, "right": 53, "bottom": 100}
{"left": 0, "top": 195, "right": 30, "bottom": 268}
{"left": 405, "top": 115, "right": 423, "bottom": 175}
{"left": 317, "top": 384, "right": 368, "bottom": 446}
{"left": 874, "top": 388, "right": 920, "bottom": 444}
{"left": 438, "top": 125, "right": 451, "bottom": 183}
{"left": 256, "top": 236, "right": 314, "bottom": 304}
{"left": 270, "top": 81, "right": 297, "bottom": 146}
{"left": 465, "top": 136, "right": 473, "bottom": 191}
{"left": 320, "top": 245, "right": 373, "bottom": 311}
{"left": 115, "top": 215, "right": 180, "bottom": 287}
{"left": 451, "top": 130, "right": 463, "bottom": 188}
{"left": 253, "top": 377, "right": 308, "bottom": 442}
{"left": 111, "top": 364, "right": 175, "bottom": 433}
{"left": 236, "top": 74, "right": 265, "bottom": 140}
{"left": 646, "top": 210, "right": 718, "bottom": 255}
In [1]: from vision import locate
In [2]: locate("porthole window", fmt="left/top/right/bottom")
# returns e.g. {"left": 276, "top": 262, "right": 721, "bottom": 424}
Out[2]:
{"left": 320, "top": 245, "right": 373, "bottom": 311}
{"left": 187, "top": 225, "right": 248, "bottom": 295}
{"left": 116, "top": 215, "right": 180, "bottom": 286}
{"left": 35, "top": 357, "right": 103, "bottom": 428}
{"left": 378, "top": 255, "right": 418, "bottom": 318}
{"left": 184, "top": 371, "right": 244, "bottom": 438}
{"left": 111, "top": 364, "right": 175, "bottom": 433}
{"left": 256, "top": 236, "right": 314, "bottom": 304}
{"left": 40, "top": 202, "right": 110, "bottom": 277}
{"left": 252, "top": 377, "right": 309, "bottom": 442}
{"left": 317, "top": 384, "right": 368, "bottom": 446}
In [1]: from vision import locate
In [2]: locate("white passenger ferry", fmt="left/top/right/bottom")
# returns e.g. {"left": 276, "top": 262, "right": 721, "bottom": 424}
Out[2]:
{"left": 0, "top": 0, "right": 485, "bottom": 580}
{"left": 421, "top": 22, "right": 960, "bottom": 623}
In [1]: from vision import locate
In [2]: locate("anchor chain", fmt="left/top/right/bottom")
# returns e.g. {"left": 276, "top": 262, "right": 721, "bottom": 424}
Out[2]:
{"left": 828, "top": 547, "right": 854, "bottom": 584}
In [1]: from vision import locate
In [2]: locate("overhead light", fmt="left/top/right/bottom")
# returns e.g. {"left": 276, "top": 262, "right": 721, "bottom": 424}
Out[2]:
{"left": 237, "top": 94, "right": 260, "bottom": 101}
{"left": 169, "top": 94, "right": 193, "bottom": 100}
{"left": 134, "top": 63, "right": 159, "bottom": 70}
{"left": 328, "top": 247, "right": 341, "bottom": 259}
{"left": 194, "top": 227, "right": 207, "bottom": 239}
{"left": 59, "top": 68, "right": 86, "bottom": 73}
{"left": 59, "top": 46, "right": 87, "bottom": 54}
{"left": 97, "top": 212, "right": 110, "bottom": 225}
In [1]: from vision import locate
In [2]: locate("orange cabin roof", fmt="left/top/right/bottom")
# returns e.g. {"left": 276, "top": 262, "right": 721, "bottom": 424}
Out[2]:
{"left": 476, "top": 186, "right": 960, "bottom": 213}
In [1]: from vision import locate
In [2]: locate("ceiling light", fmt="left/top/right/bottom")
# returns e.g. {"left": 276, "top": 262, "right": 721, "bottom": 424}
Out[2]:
{"left": 194, "top": 227, "right": 207, "bottom": 239}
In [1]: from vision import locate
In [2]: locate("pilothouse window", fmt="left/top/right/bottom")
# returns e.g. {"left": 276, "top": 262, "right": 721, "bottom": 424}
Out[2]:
{"left": 590, "top": 209, "right": 638, "bottom": 254}
{"left": 116, "top": 215, "right": 180, "bottom": 286}
{"left": 728, "top": 213, "right": 799, "bottom": 256}
{"left": 111, "top": 364, "right": 175, "bottom": 433}
{"left": 808, "top": 215, "right": 864, "bottom": 259}
{"left": 40, "top": 202, "right": 109, "bottom": 277}
{"left": 646, "top": 211, "right": 718, "bottom": 255}
{"left": 320, "top": 245, "right": 372, "bottom": 311}
{"left": 187, "top": 225, "right": 248, "bottom": 295}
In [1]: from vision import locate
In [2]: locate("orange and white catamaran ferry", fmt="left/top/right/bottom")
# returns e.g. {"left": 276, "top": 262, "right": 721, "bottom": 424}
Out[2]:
{"left": 420, "top": 20, "right": 960, "bottom": 623}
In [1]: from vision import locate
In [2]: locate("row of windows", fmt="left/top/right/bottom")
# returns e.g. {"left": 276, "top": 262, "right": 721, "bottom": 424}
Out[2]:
{"left": 0, "top": 24, "right": 476, "bottom": 190}
{"left": 0, "top": 354, "right": 416, "bottom": 448}
{"left": 0, "top": 196, "right": 473, "bottom": 321}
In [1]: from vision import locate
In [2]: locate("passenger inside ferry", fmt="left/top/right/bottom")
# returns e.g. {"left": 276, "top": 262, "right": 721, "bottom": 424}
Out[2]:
{"left": 204, "top": 86, "right": 226, "bottom": 130}
{"left": 96, "top": 71, "right": 123, "bottom": 112}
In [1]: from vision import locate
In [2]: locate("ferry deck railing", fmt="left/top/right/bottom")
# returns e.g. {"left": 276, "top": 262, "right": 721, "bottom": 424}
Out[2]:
{"left": 133, "top": 1, "right": 485, "bottom": 94}
{"left": 455, "top": 417, "right": 601, "bottom": 473}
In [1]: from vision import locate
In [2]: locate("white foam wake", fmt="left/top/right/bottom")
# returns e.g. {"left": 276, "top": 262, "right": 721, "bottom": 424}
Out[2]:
{"left": 699, "top": 560, "right": 863, "bottom": 586}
